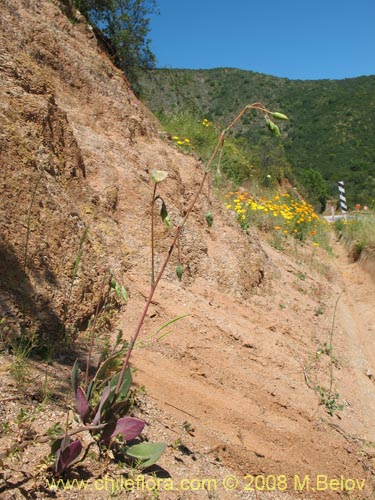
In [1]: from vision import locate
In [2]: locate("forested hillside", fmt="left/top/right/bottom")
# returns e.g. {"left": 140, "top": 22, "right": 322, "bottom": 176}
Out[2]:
{"left": 140, "top": 68, "right": 375, "bottom": 207}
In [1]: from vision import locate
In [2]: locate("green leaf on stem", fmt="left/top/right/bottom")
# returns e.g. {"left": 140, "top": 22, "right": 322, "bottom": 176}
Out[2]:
{"left": 111, "top": 278, "right": 128, "bottom": 303}
{"left": 160, "top": 201, "right": 172, "bottom": 228}
{"left": 92, "top": 350, "right": 125, "bottom": 387}
{"left": 109, "top": 366, "right": 132, "bottom": 402}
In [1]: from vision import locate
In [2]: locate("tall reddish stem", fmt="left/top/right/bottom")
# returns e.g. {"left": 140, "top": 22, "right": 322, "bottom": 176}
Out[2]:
{"left": 115, "top": 103, "right": 273, "bottom": 395}
{"left": 151, "top": 183, "right": 157, "bottom": 286}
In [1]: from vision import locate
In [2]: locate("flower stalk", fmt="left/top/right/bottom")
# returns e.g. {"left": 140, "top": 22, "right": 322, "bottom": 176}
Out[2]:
{"left": 115, "top": 103, "right": 286, "bottom": 395}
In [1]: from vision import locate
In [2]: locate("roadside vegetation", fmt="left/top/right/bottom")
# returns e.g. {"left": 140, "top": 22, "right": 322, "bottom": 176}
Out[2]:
{"left": 162, "top": 111, "right": 259, "bottom": 185}
{"left": 225, "top": 191, "right": 330, "bottom": 252}
{"left": 160, "top": 109, "right": 331, "bottom": 252}
{"left": 334, "top": 215, "right": 375, "bottom": 261}
{"left": 160, "top": 108, "right": 293, "bottom": 192}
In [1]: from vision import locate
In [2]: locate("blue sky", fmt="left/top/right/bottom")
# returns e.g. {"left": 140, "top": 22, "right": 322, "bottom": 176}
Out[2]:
{"left": 149, "top": 0, "right": 375, "bottom": 80}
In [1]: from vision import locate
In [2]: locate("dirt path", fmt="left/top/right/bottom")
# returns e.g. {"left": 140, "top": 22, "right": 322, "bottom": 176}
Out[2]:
{"left": 329, "top": 239, "right": 375, "bottom": 442}
{"left": 129, "top": 235, "right": 375, "bottom": 499}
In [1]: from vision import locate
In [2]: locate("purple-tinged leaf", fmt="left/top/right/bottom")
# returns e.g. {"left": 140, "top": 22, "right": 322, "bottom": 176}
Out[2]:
{"left": 75, "top": 386, "right": 89, "bottom": 423}
{"left": 55, "top": 439, "right": 82, "bottom": 475}
{"left": 110, "top": 417, "right": 145, "bottom": 441}
{"left": 92, "top": 384, "right": 110, "bottom": 425}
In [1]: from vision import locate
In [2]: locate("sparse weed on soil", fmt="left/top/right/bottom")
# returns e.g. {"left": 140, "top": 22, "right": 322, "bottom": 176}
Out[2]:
{"left": 316, "top": 385, "right": 344, "bottom": 416}
{"left": 315, "top": 292, "right": 345, "bottom": 417}
{"left": 0, "top": 318, "right": 37, "bottom": 386}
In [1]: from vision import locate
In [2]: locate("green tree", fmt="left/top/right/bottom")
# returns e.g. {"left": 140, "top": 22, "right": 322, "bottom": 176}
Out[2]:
{"left": 249, "top": 136, "right": 291, "bottom": 186}
{"left": 298, "top": 168, "right": 329, "bottom": 213}
{"left": 74, "top": 0, "right": 157, "bottom": 92}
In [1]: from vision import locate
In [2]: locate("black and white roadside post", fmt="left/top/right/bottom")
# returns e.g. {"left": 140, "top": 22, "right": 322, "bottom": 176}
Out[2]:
{"left": 337, "top": 180, "right": 347, "bottom": 220}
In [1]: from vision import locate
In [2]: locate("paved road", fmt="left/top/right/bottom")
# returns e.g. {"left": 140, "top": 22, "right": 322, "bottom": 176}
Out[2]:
{"left": 323, "top": 213, "right": 374, "bottom": 222}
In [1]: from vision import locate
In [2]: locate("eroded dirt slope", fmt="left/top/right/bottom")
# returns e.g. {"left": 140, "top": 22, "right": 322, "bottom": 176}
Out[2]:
{"left": 1, "top": 1, "right": 375, "bottom": 499}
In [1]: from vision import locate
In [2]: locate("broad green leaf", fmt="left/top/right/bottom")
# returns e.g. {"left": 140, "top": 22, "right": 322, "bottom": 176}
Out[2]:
{"left": 151, "top": 170, "right": 168, "bottom": 183}
{"left": 164, "top": 214, "right": 172, "bottom": 228}
{"left": 92, "top": 350, "right": 125, "bottom": 386}
{"left": 86, "top": 380, "right": 95, "bottom": 402}
{"left": 125, "top": 442, "right": 167, "bottom": 468}
{"left": 115, "top": 283, "right": 127, "bottom": 302}
{"left": 109, "top": 366, "right": 132, "bottom": 402}
{"left": 273, "top": 123, "right": 281, "bottom": 136}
